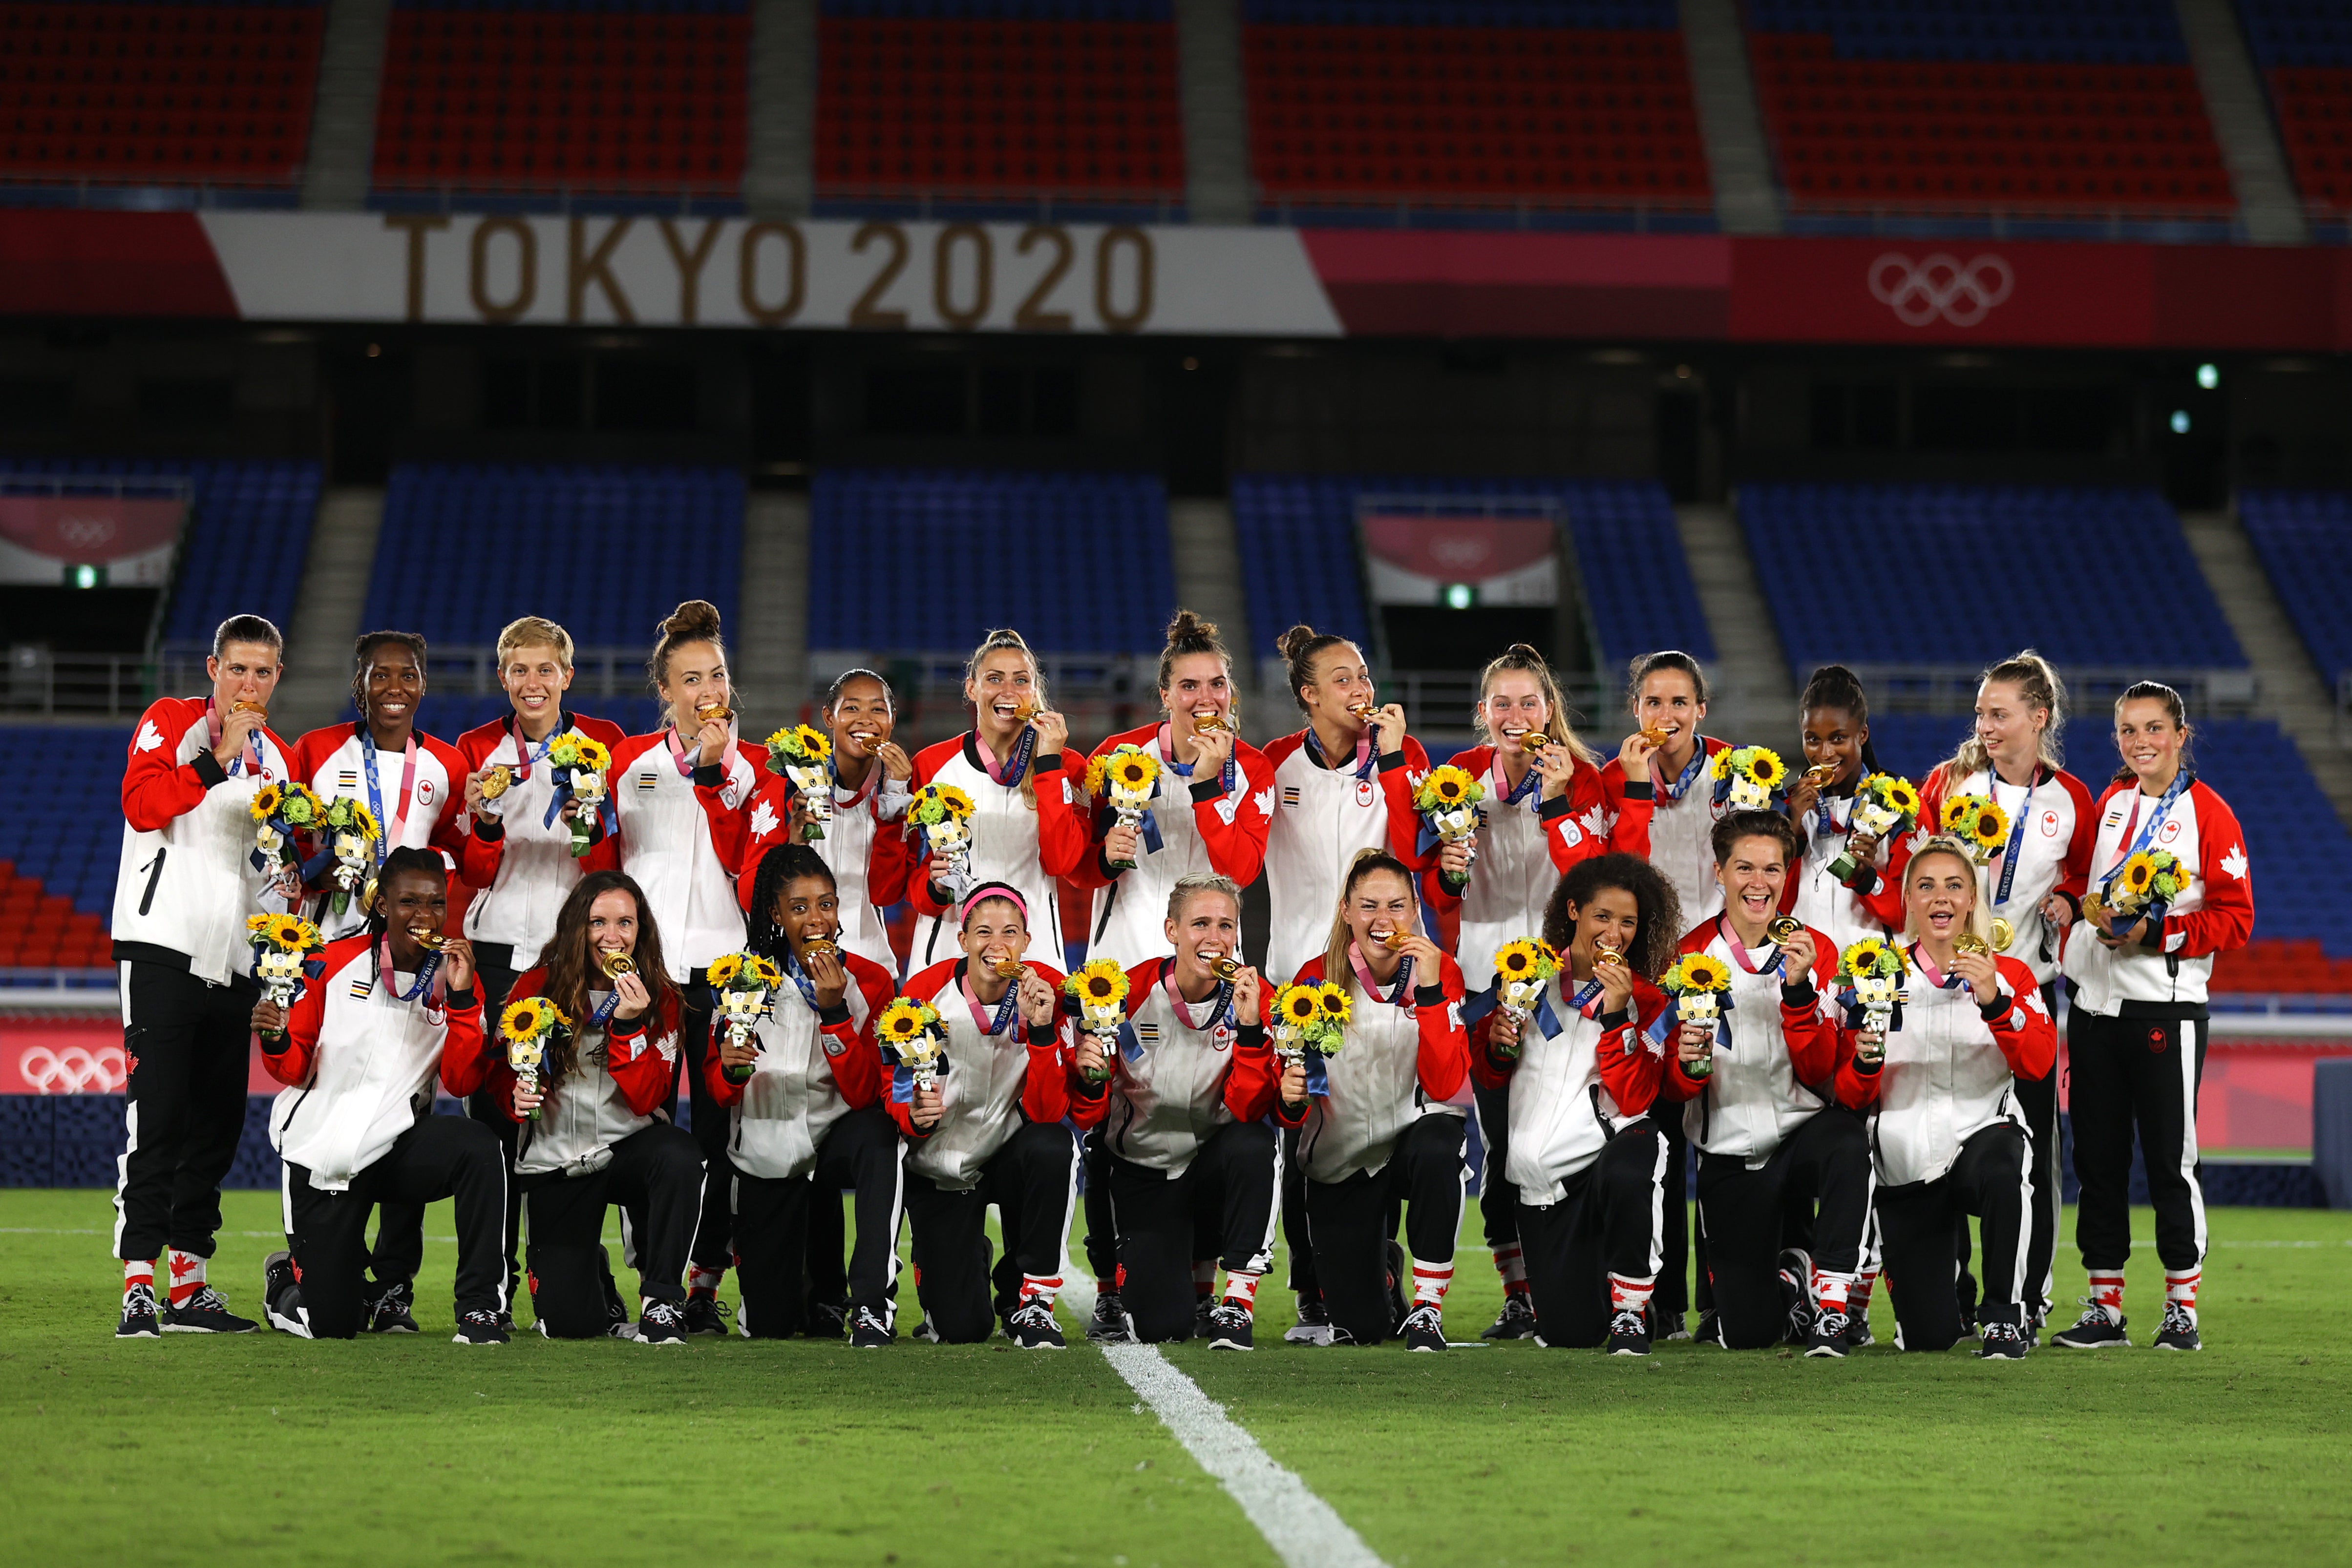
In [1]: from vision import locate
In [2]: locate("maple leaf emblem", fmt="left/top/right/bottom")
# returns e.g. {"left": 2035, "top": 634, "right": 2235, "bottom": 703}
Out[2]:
{"left": 1577, "top": 804, "right": 1615, "bottom": 841}
{"left": 1252, "top": 785, "right": 1276, "bottom": 819}
{"left": 2021, "top": 988, "right": 2048, "bottom": 1016}
{"left": 749, "top": 801, "right": 779, "bottom": 841}
{"left": 135, "top": 720, "right": 163, "bottom": 754}
{"left": 2222, "top": 844, "right": 2247, "bottom": 881}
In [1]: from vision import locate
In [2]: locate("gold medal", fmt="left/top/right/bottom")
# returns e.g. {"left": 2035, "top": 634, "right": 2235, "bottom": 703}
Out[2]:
{"left": 1803, "top": 762, "right": 1838, "bottom": 789}
{"left": 993, "top": 958, "right": 1024, "bottom": 979}
{"left": 1951, "top": 932, "right": 1991, "bottom": 958}
{"left": 1377, "top": 928, "right": 1409, "bottom": 951}
{"left": 1192, "top": 714, "right": 1236, "bottom": 735}
{"left": 479, "top": 764, "right": 513, "bottom": 801}
{"left": 1989, "top": 917, "right": 2014, "bottom": 952}
{"left": 1593, "top": 944, "right": 1625, "bottom": 969}
{"left": 1767, "top": 915, "right": 1802, "bottom": 943}
{"left": 1637, "top": 726, "right": 1672, "bottom": 748}
{"left": 599, "top": 950, "right": 636, "bottom": 979}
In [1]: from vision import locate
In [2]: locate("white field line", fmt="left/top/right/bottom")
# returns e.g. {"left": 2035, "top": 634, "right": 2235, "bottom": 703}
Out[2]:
{"left": 1062, "top": 1270, "right": 1388, "bottom": 1568}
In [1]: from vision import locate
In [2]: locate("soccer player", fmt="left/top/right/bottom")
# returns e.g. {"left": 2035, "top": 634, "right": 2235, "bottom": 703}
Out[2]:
{"left": 1783, "top": 664, "right": 1908, "bottom": 952}
{"left": 110, "top": 613, "right": 295, "bottom": 1337}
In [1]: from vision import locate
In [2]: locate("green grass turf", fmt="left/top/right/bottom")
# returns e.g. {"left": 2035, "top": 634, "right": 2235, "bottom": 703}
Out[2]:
{"left": 3, "top": 1191, "right": 2347, "bottom": 1567}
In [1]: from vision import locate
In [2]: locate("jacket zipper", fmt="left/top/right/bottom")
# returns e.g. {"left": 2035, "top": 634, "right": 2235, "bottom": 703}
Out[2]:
{"left": 137, "top": 847, "right": 168, "bottom": 916}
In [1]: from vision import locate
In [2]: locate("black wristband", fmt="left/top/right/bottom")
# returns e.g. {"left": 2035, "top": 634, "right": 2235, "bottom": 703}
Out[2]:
{"left": 1619, "top": 778, "right": 1654, "bottom": 801}
{"left": 1413, "top": 983, "right": 1447, "bottom": 1009}
{"left": 818, "top": 1002, "right": 852, "bottom": 1027}
{"left": 1780, "top": 982, "right": 1818, "bottom": 1008}
{"left": 691, "top": 762, "right": 724, "bottom": 788}
{"left": 1978, "top": 996, "right": 2010, "bottom": 1023}
{"left": 192, "top": 750, "right": 229, "bottom": 789}
{"left": 1188, "top": 776, "right": 1224, "bottom": 805}
{"left": 472, "top": 816, "right": 506, "bottom": 843}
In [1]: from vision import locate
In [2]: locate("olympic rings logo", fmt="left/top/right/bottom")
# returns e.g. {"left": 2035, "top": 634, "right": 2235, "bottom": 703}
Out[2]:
{"left": 17, "top": 1044, "right": 128, "bottom": 1094}
{"left": 1867, "top": 252, "right": 2014, "bottom": 328}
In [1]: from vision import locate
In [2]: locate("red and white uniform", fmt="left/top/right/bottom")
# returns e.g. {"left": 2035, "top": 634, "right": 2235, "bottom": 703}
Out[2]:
{"left": 1259, "top": 731, "right": 1432, "bottom": 990}
{"left": 261, "top": 933, "right": 492, "bottom": 1192}
{"left": 702, "top": 952, "right": 894, "bottom": 1180}
{"left": 1835, "top": 949, "right": 2057, "bottom": 1187}
{"left": 608, "top": 727, "right": 762, "bottom": 981}
{"left": 1068, "top": 957, "right": 1292, "bottom": 1172}
{"left": 1469, "top": 976, "right": 1671, "bottom": 1203}
{"left": 1917, "top": 763, "right": 2096, "bottom": 989}
{"left": 288, "top": 723, "right": 470, "bottom": 942}
{"left": 888, "top": 959, "right": 1077, "bottom": 1190}
{"left": 1788, "top": 789, "right": 1905, "bottom": 956}
{"left": 1067, "top": 722, "right": 1274, "bottom": 971}
{"left": 899, "top": 735, "right": 1088, "bottom": 972}
{"left": 1659, "top": 918, "right": 1843, "bottom": 1163}
{"left": 2060, "top": 776, "right": 2253, "bottom": 1014}
{"left": 1609, "top": 735, "right": 1731, "bottom": 926}
{"left": 480, "top": 969, "right": 681, "bottom": 1179}
{"left": 113, "top": 695, "right": 297, "bottom": 983}
{"left": 1279, "top": 950, "right": 1469, "bottom": 1185}
{"left": 1423, "top": 745, "right": 1644, "bottom": 990}
{"left": 453, "top": 712, "right": 628, "bottom": 969}
{"left": 731, "top": 767, "right": 913, "bottom": 975}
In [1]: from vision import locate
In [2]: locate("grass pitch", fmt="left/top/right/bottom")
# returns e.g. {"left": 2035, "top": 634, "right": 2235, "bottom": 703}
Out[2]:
{"left": 3, "top": 1190, "right": 2347, "bottom": 1568}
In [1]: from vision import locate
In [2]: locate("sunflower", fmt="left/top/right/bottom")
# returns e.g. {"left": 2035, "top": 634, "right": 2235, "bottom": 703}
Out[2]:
{"left": 268, "top": 914, "right": 308, "bottom": 949}
{"left": 743, "top": 955, "right": 784, "bottom": 989}
{"left": 705, "top": 953, "right": 743, "bottom": 990}
{"left": 345, "top": 800, "right": 380, "bottom": 838}
{"left": 1710, "top": 749, "right": 1734, "bottom": 780}
{"left": 877, "top": 999, "right": 931, "bottom": 1045}
{"left": 501, "top": 998, "right": 547, "bottom": 1040}
{"left": 1674, "top": 953, "right": 1733, "bottom": 994}
{"left": 249, "top": 782, "right": 283, "bottom": 822}
{"left": 1277, "top": 986, "right": 1322, "bottom": 1027}
{"left": 791, "top": 725, "right": 831, "bottom": 762}
{"left": 1968, "top": 801, "right": 2009, "bottom": 852}
{"left": 1744, "top": 748, "right": 1784, "bottom": 788}
{"left": 574, "top": 737, "right": 611, "bottom": 774}
{"left": 1067, "top": 958, "right": 1126, "bottom": 1005}
{"left": 1109, "top": 751, "right": 1158, "bottom": 792}
{"left": 2120, "top": 853, "right": 2158, "bottom": 895}
{"left": 1535, "top": 938, "right": 1561, "bottom": 968}
{"left": 1083, "top": 755, "right": 1109, "bottom": 796}
{"left": 1495, "top": 941, "right": 1539, "bottom": 980}
{"left": 1883, "top": 777, "right": 1922, "bottom": 818}
{"left": 1315, "top": 983, "right": 1352, "bottom": 1024}
{"left": 246, "top": 914, "right": 275, "bottom": 938}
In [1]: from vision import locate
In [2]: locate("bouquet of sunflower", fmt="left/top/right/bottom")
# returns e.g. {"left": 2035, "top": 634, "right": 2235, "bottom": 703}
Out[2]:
{"left": 1939, "top": 794, "right": 2010, "bottom": 866}
{"left": 1839, "top": 938, "right": 1905, "bottom": 1058}
{"left": 909, "top": 781, "right": 977, "bottom": 893}
{"left": 246, "top": 913, "right": 326, "bottom": 1034}
{"left": 763, "top": 723, "right": 836, "bottom": 840}
{"left": 1660, "top": 952, "right": 1734, "bottom": 1076}
{"left": 2090, "top": 849, "right": 2192, "bottom": 937}
{"left": 1088, "top": 745, "right": 1161, "bottom": 870}
{"left": 1414, "top": 764, "right": 1487, "bottom": 866}
{"left": 545, "top": 731, "right": 614, "bottom": 857}
{"left": 314, "top": 796, "right": 380, "bottom": 916}
{"left": 1063, "top": 960, "right": 1130, "bottom": 1083}
{"left": 705, "top": 951, "right": 785, "bottom": 1083}
{"left": 1829, "top": 773, "right": 1922, "bottom": 881}
{"left": 499, "top": 995, "right": 571, "bottom": 1120}
{"left": 1710, "top": 745, "right": 1787, "bottom": 812}
{"left": 248, "top": 780, "right": 326, "bottom": 883}
{"left": 876, "top": 997, "right": 948, "bottom": 1092}
{"left": 1489, "top": 937, "right": 1560, "bottom": 1058}
{"left": 1269, "top": 981, "right": 1349, "bottom": 1067}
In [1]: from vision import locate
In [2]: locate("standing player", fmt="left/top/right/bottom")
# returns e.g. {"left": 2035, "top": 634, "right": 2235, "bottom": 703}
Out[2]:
{"left": 608, "top": 599, "right": 761, "bottom": 1331}
{"left": 1783, "top": 665, "right": 1907, "bottom": 952}
{"left": 110, "top": 614, "right": 295, "bottom": 1337}
{"left": 1420, "top": 642, "right": 1647, "bottom": 1340}
{"left": 2054, "top": 683, "right": 2252, "bottom": 1353}
{"left": 1919, "top": 651, "right": 2094, "bottom": 1340}
{"left": 899, "top": 629, "right": 1089, "bottom": 973}
{"left": 1282, "top": 851, "right": 1470, "bottom": 1351}
{"left": 1258, "top": 625, "right": 1436, "bottom": 1342}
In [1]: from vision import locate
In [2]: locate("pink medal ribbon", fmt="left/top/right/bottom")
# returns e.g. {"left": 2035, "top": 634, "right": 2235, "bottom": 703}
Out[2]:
{"left": 960, "top": 965, "right": 1023, "bottom": 1037}
{"left": 204, "top": 697, "right": 265, "bottom": 777}
{"left": 1161, "top": 959, "right": 1233, "bottom": 1031}
{"left": 1347, "top": 941, "right": 1414, "bottom": 1007}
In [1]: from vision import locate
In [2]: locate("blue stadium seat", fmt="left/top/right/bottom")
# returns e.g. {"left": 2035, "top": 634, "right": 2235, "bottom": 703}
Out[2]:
{"left": 0, "top": 726, "right": 131, "bottom": 923}
{"left": 807, "top": 469, "right": 1175, "bottom": 655}
{"left": 363, "top": 464, "right": 744, "bottom": 649}
{"left": 2239, "top": 489, "right": 2352, "bottom": 683}
{"left": 1230, "top": 474, "right": 1713, "bottom": 671}
{"left": 1741, "top": 483, "right": 2243, "bottom": 677}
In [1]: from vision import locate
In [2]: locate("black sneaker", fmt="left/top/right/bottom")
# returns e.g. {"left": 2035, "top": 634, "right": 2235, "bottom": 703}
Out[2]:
{"left": 1482, "top": 1292, "right": 1538, "bottom": 1340}
{"left": 163, "top": 1284, "right": 258, "bottom": 1334}
{"left": 911, "top": 1316, "right": 942, "bottom": 1344}
{"left": 1777, "top": 1248, "right": 1816, "bottom": 1344}
{"left": 117, "top": 1282, "right": 161, "bottom": 1339}
{"left": 636, "top": 1300, "right": 687, "bottom": 1346}
{"left": 849, "top": 1305, "right": 894, "bottom": 1349}
{"left": 1607, "top": 1307, "right": 1651, "bottom": 1357}
{"left": 1805, "top": 1308, "right": 1851, "bottom": 1359}
{"left": 1087, "top": 1289, "right": 1135, "bottom": 1344}
{"left": 453, "top": 1308, "right": 510, "bottom": 1345}
{"left": 1384, "top": 1239, "right": 1408, "bottom": 1330}
{"left": 1284, "top": 1294, "right": 1335, "bottom": 1346}
{"left": 1193, "top": 1292, "right": 1215, "bottom": 1340}
{"left": 2051, "top": 1303, "right": 2131, "bottom": 1349}
{"left": 363, "top": 1279, "right": 419, "bottom": 1335}
{"left": 1977, "top": 1320, "right": 2028, "bottom": 1359}
{"left": 805, "top": 1300, "right": 847, "bottom": 1340}
{"left": 1401, "top": 1302, "right": 1447, "bottom": 1352}
{"left": 1654, "top": 1309, "right": 1688, "bottom": 1342}
{"left": 1006, "top": 1300, "right": 1065, "bottom": 1350}
{"left": 681, "top": 1294, "right": 731, "bottom": 1336}
{"left": 1844, "top": 1308, "right": 1875, "bottom": 1350}
{"left": 2153, "top": 1302, "right": 2202, "bottom": 1352}
{"left": 1207, "top": 1301, "right": 1254, "bottom": 1351}
{"left": 261, "top": 1251, "right": 302, "bottom": 1336}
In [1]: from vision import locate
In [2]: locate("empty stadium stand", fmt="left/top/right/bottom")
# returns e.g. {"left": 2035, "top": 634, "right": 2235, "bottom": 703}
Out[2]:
{"left": 371, "top": 0, "right": 750, "bottom": 205}
{"left": 362, "top": 462, "right": 743, "bottom": 650}
{"left": 1745, "top": 0, "right": 2237, "bottom": 230}
{"left": 1240, "top": 0, "right": 1712, "bottom": 227}
{"left": 0, "top": 0, "right": 325, "bottom": 200}
{"left": 0, "top": 726, "right": 127, "bottom": 970}
{"left": 1228, "top": 473, "right": 1712, "bottom": 672}
{"left": 2240, "top": 0, "right": 2352, "bottom": 221}
{"left": 814, "top": 0, "right": 1186, "bottom": 215}
{"left": 2240, "top": 489, "right": 2352, "bottom": 686}
{"left": 808, "top": 467, "right": 1176, "bottom": 654}
{"left": 1740, "top": 483, "right": 2245, "bottom": 678}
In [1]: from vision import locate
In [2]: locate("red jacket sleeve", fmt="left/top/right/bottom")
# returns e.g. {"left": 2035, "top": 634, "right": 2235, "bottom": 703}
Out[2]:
{"left": 1594, "top": 983, "right": 1671, "bottom": 1119}
{"left": 1197, "top": 744, "right": 1274, "bottom": 886}
{"left": 1033, "top": 753, "right": 1091, "bottom": 881}
{"left": 1412, "top": 955, "right": 1470, "bottom": 1103}
{"left": 692, "top": 744, "right": 760, "bottom": 877}
{"left": 1781, "top": 932, "right": 1843, "bottom": 1085}
{"left": 734, "top": 774, "right": 793, "bottom": 912}
{"left": 1598, "top": 755, "right": 1656, "bottom": 860}
{"left": 436, "top": 988, "right": 489, "bottom": 1098}
{"left": 899, "top": 741, "right": 957, "bottom": 920}
{"left": 1541, "top": 758, "right": 1615, "bottom": 874}
{"left": 700, "top": 1016, "right": 744, "bottom": 1108}
{"left": 1221, "top": 1024, "right": 1282, "bottom": 1123}
{"left": 1059, "top": 736, "right": 1119, "bottom": 893}
{"left": 1014, "top": 962, "right": 1075, "bottom": 1123}
{"left": 121, "top": 698, "right": 229, "bottom": 834}
{"left": 831, "top": 960, "right": 897, "bottom": 1111}
{"left": 603, "top": 993, "right": 681, "bottom": 1118}
{"left": 1378, "top": 738, "right": 1436, "bottom": 872}
{"left": 2164, "top": 786, "right": 2253, "bottom": 960}
{"left": 257, "top": 940, "right": 340, "bottom": 1088}
{"left": 1982, "top": 956, "right": 2057, "bottom": 1078}
{"left": 866, "top": 795, "right": 914, "bottom": 910}
{"left": 2055, "top": 769, "right": 2098, "bottom": 903}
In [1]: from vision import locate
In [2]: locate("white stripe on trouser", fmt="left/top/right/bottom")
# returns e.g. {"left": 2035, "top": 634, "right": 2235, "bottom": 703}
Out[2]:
{"left": 1643, "top": 1130, "right": 1668, "bottom": 1279}
{"left": 2181, "top": 1016, "right": 2208, "bottom": 1263}
{"left": 2002, "top": 1136, "right": 2032, "bottom": 1321}
{"left": 110, "top": 961, "right": 137, "bottom": 1258}
{"left": 275, "top": 1163, "right": 314, "bottom": 1338}
{"left": 882, "top": 1141, "right": 907, "bottom": 1328}
{"left": 496, "top": 1157, "right": 515, "bottom": 1314}
{"left": 1250, "top": 1125, "right": 1285, "bottom": 1276}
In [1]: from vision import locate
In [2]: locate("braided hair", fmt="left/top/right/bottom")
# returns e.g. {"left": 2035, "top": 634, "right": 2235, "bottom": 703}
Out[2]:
{"left": 747, "top": 842, "right": 837, "bottom": 965}
{"left": 1798, "top": 663, "right": 1883, "bottom": 775}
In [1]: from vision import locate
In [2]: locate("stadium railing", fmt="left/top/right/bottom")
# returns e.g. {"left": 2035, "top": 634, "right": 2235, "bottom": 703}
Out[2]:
{"left": 1845, "top": 663, "right": 2262, "bottom": 718}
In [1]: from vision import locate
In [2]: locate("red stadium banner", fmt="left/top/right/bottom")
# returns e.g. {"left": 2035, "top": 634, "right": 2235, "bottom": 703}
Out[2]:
{"left": 0, "top": 494, "right": 186, "bottom": 585}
